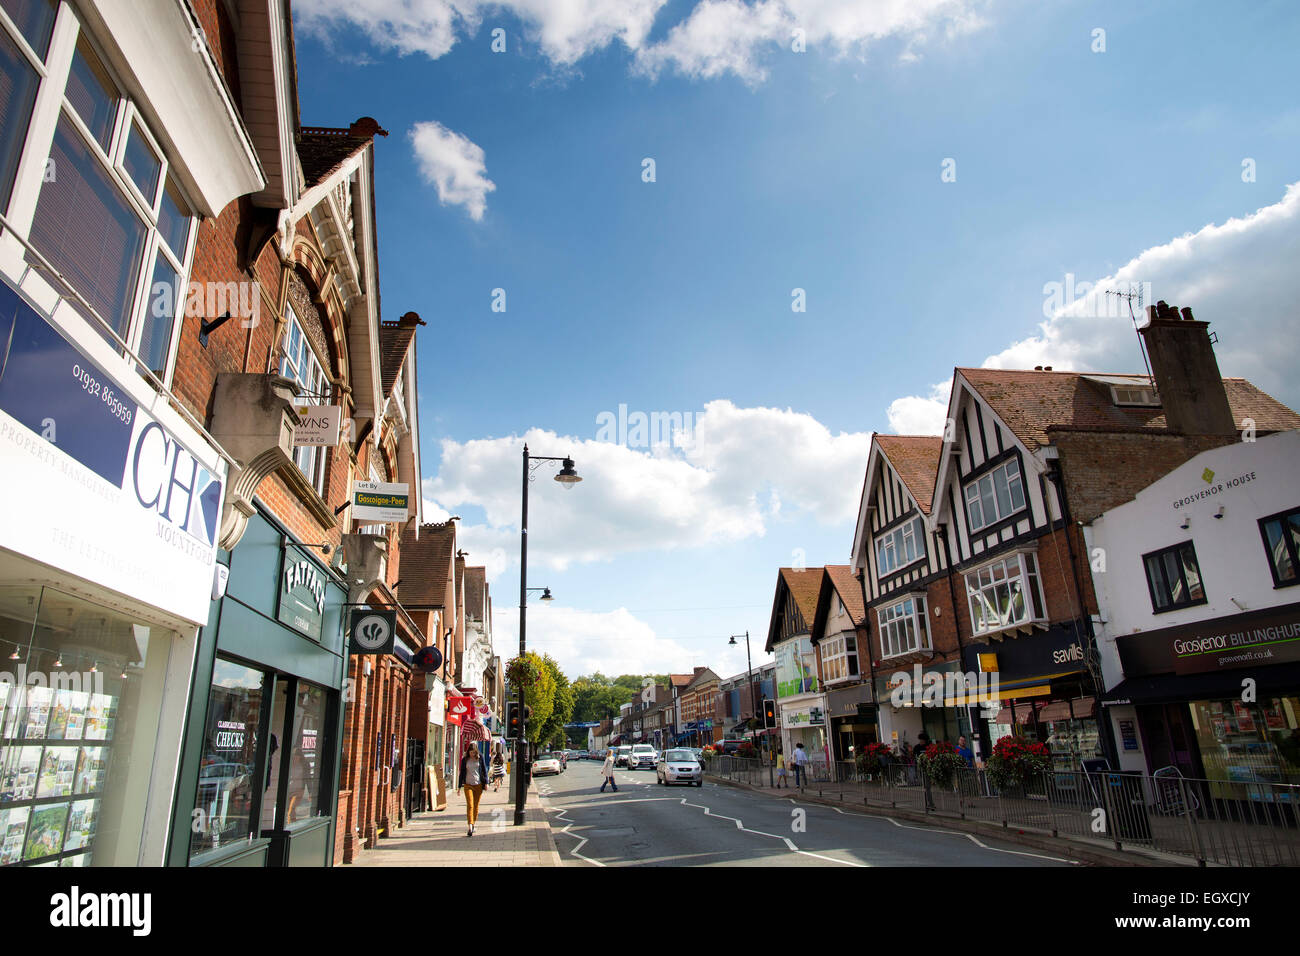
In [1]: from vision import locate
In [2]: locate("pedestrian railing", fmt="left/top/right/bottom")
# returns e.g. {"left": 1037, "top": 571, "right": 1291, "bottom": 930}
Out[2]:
{"left": 704, "top": 758, "right": 1300, "bottom": 866}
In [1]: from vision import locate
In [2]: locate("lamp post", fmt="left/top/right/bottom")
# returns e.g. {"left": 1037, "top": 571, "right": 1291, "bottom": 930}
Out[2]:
{"left": 515, "top": 445, "right": 581, "bottom": 826}
{"left": 729, "top": 631, "right": 772, "bottom": 787}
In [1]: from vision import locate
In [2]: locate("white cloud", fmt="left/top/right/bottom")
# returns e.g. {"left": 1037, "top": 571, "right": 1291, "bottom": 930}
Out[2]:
{"left": 297, "top": 0, "right": 985, "bottom": 83}
{"left": 297, "top": 0, "right": 666, "bottom": 65}
{"left": 634, "top": 0, "right": 987, "bottom": 84}
{"left": 423, "top": 400, "right": 870, "bottom": 572}
{"left": 886, "top": 182, "right": 1300, "bottom": 427}
{"left": 408, "top": 120, "right": 496, "bottom": 220}
{"left": 494, "top": 604, "right": 694, "bottom": 677}
{"left": 885, "top": 380, "right": 950, "bottom": 435}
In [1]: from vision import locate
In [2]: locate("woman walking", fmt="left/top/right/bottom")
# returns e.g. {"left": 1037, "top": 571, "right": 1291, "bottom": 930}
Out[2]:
{"left": 459, "top": 742, "right": 489, "bottom": 836}
{"left": 490, "top": 743, "right": 506, "bottom": 792}
{"left": 775, "top": 747, "right": 788, "bottom": 788}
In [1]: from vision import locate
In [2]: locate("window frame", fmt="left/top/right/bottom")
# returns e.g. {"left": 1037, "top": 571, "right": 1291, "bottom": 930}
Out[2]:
{"left": 1, "top": 3, "right": 198, "bottom": 387}
{"left": 1141, "top": 541, "right": 1208, "bottom": 614}
{"left": 963, "top": 551, "right": 1047, "bottom": 637}
{"left": 1258, "top": 507, "right": 1300, "bottom": 589}
{"left": 875, "top": 515, "right": 926, "bottom": 577}
{"left": 279, "top": 303, "right": 330, "bottom": 498}
{"left": 963, "top": 457, "right": 1028, "bottom": 533}
{"left": 818, "top": 634, "right": 859, "bottom": 684}
{"left": 877, "top": 595, "right": 931, "bottom": 661}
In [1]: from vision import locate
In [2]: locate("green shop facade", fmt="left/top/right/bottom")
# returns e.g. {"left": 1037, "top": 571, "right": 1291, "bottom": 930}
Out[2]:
{"left": 168, "top": 508, "right": 347, "bottom": 867}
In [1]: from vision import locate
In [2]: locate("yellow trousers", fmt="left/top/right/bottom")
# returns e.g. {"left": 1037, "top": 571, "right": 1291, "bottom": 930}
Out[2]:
{"left": 464, "top": 784, "right": 485, "bottom": 824}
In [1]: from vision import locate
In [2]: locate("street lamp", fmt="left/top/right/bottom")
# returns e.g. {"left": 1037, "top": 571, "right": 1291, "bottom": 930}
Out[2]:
{"left": 515, "top": 445, "right": 582, "bottom": 826}
{"left": 730, "top": 631, "right": 772, "bottom": 786}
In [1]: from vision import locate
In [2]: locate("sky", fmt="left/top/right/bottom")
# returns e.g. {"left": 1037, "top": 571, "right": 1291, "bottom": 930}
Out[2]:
{"left": 291, "top": 0, "right": 1300, "bottom": 682}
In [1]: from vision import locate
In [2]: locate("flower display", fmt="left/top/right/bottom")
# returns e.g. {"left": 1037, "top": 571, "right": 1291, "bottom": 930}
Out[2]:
{"left": 985, "top": 735, "right": 1052, "bottom": 791}
{"left": 916, "top": 740, "right": 965, "bottom": 788}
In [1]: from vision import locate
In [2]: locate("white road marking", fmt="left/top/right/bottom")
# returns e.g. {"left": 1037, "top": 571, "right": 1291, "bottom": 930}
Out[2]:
{"left": 678, "top": 797, "right": 864, "bottom": 866}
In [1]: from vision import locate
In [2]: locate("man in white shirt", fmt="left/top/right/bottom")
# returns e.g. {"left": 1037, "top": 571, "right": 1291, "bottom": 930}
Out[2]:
{"left": 792, "top": 742, "right": 810, "bottom": 789}
{"left": 600, "top": 749, "right": 618, "bottom": 793}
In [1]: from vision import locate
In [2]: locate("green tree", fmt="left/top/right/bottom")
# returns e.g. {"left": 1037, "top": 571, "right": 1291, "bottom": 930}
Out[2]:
{"left": 508, "top": 651, "right": 555, "bottom": 745}
{"left": 538, "top": 655, "right": 574, "bottom": 749}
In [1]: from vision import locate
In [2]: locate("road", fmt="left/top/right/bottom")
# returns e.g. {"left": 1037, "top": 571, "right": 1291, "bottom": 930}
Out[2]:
{"left": 533, "top": 759, "right": 1080, "bottom": 867}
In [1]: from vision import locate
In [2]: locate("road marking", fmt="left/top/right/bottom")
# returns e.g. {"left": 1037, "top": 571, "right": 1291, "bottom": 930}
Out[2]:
{"left": 549, "top": 805, "right": 605, "bottom": 868}
{"left": 678, "top": 797, "right": 864, "bottom": 866}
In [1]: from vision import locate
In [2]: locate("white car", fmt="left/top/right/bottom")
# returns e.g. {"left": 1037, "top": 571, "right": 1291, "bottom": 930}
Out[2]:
{"left": 532, "top": 753, "right": 563, "bottom": 777}
{"left": 656, "top": 749, "right": 703, "bottom": 787}
{"left": 628, "top": 744, "right": 657, "bottom": 769}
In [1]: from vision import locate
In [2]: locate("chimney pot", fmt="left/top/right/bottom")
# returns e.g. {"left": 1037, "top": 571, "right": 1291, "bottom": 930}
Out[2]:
{"left": 1034, "top": 366, "right": 1043, "bottom": 371}
{"left": 1180, "top": 307, "right": 1195, "bottom": 322}
{"left": 1044, "top": 366, "right": 1053, "bottom": 371}
{"left": 1146, "top": 304, "right": 1159, "bottom": 323}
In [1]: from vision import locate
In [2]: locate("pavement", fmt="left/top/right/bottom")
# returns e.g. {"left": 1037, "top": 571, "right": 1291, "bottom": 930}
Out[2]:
{"left": 349, "top": 774, "right": 563, "bottom": 867}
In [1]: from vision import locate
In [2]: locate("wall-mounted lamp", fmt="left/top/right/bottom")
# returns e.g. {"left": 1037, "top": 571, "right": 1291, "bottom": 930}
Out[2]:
{"left": 1214, "top": 506, "right": 1225, "bottom": 519}
{"left": 1179, "top": 516, "right": 1190, "bottom": 530}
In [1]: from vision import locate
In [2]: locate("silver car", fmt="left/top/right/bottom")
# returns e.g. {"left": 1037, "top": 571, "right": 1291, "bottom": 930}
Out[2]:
{"left": 628, "top": 744, "right": 657, "bottom": 769}
{"left": 656, "top": 748, "right": 703, "bottom": 787}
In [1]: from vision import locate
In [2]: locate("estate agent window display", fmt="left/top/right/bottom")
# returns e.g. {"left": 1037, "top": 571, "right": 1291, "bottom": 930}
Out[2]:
{"left": 0, "top": 584, "right": 176, "bottom": 867}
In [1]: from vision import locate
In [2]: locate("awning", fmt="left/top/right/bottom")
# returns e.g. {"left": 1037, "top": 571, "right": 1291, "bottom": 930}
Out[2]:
{"left": 1103, "top": 662, "right": 1300, "bottom": 706}
{"left": 944, "top": 684, "right": 1052, "bottom": 707}
{"left": 993, "top": 703, "right": 1039, "bottom": 725}
{"left": 1036, "top": 697, "right": 1097, "bottom": 722}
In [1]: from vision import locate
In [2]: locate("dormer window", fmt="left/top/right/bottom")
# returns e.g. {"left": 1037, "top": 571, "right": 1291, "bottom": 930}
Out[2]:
{"left": 1111, "top": 385, "right": 1160, "bottom": 407}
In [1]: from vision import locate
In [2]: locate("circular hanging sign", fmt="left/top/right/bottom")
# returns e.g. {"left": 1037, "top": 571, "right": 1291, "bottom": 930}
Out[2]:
{"left": 352, "top": 612, "right": 394, "bottom": 653}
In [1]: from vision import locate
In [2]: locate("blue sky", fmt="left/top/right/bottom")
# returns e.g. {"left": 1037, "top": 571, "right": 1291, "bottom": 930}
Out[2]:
{"left": 292, "top": 0, "right": 1300, "bottom": 679}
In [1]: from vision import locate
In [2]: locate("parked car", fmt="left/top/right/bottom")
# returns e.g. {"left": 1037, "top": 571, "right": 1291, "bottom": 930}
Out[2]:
{"left": 628, "top": 744, "right": 657, "bottom": 770}
{"left": 614, "top": 746, "right": 633, "bottom": 767}
{"left": 532, "top": 753, "right": 563, "bottom": 777}
{"left": 657, "top": 749, "right": 703, "bottom": 787}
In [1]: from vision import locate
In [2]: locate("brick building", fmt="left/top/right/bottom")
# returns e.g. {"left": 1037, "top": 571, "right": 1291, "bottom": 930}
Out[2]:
{"left": 0, "top": 1, "right": 428, "bottom": 868}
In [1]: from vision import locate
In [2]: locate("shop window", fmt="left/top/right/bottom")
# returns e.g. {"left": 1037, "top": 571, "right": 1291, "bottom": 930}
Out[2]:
{"left": 1259, "top": 507, "right": 1300, "bottom": 588}
{"left": 1142, "top": 541, "right": 1207, "bottom": 613}
{"left": 1190, "top": 697, "right": 1300, "bottom": 786}
{"left": 7, "top": 8, "right": 196, "bottom": 384}
{"left": 189, "top": 659, "right": 264, "bottom": 860}
{"left": 0, "top": 585, "right": 179, "bottom": 867}
{"left": 964, "top": 552, "right": 1046, "bottom": 636}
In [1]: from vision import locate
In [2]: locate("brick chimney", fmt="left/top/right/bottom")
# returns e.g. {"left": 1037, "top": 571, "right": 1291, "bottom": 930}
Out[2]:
{"left": 1139, "top": 301, "right": 1236, "bottom": 435}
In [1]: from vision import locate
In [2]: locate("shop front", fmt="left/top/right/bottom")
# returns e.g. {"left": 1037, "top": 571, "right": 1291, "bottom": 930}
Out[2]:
{"left": 873, "top": 661, "right": 967, "bottom": 754}
{"left": 0, "top": 278, "right": 229, "bottom": 867}
{"left": 169, "top": 511, "right": 346, "bottom": 867}
{"left": 963, "top": 622, "right": 1103, "bottom": 771}
{"left": 1106, "top": 602, "right": 1300, "bottom": 787}
{"left": 826, "top": 682, "right": 877, "bottom": 763}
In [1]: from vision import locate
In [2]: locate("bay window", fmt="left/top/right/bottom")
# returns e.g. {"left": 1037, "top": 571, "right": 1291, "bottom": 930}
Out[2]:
{"left": 819, "top": 634, "right": 859, "bottom": 683}
{"left": 2, "top": 2, "right": 196, "bottom": 383}
{"left": 878, "top": 595, "right": 931, "bottom": 659}
{"left": 965, "top": 552, "right": 1047, "bottom": 636}
{"left": 964, "top": 458, "right": 1027, "bottom": 532}
{"left": 876, "top": 516, "right": 925, "bottom": 576}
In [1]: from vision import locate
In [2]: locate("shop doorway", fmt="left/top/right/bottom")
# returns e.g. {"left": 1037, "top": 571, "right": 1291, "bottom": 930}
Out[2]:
{"left": 1137, "top": 703, "right": 1199, "bottom": 778}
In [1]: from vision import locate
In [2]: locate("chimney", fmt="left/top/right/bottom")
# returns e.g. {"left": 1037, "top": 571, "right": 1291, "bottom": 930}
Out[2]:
{"left": 1139, "top": 301, "right": 1235, "bottom": 435}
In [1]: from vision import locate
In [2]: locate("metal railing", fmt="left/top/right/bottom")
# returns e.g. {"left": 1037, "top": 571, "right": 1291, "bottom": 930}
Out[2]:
{"left": 704, "top": 758, "right": 1300, "bottom": 867}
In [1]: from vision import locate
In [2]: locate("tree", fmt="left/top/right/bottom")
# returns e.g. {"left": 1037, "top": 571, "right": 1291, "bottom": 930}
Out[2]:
{"left": 538, "top": 655, "right": 574, "bottom": 749}
{"left": 507, "top": 651, "right": 555, "bottom": 745}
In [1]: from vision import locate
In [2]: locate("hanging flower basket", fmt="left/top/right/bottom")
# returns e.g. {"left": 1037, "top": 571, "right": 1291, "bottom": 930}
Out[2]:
{"left": 917, "top": 741, "right": 965, "bottom": 789}
{"left": 855, "top": 742, "right": 894, "bottom": 776}
{"left": 505, "top": 656, "right": 540, "bottom": 688}
{"left": 985, "top": 735, "right": 1051, "bottom": 792}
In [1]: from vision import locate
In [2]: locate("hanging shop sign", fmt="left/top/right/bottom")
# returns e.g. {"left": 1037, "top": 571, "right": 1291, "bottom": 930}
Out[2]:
{"left": 348, "top": 608, "right": 396, "bottom": 655}
{"left": 351, "top": 480, "right": 409, "bottom": 523}
{"left": 0, "top": 279, "right": 226, "bottom": 624}
{"left": 446, "top": 695, "right": 474, "bottom": 726}
{"left": 293, "top": 405, "right": 342, "bottom": 446}
{"left": 413, "top": 645, "right": 443, "bottom": 672}
{"left": 279, "top": 552, "right": 327, "bottom": 640}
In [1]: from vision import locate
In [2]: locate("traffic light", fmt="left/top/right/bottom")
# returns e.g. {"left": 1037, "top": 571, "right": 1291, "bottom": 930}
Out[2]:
{"left": 763, "top": 698, "right": 776, "bottom": 729}
{"left": 506, "top": 702, "right": 522, "bottom": 737}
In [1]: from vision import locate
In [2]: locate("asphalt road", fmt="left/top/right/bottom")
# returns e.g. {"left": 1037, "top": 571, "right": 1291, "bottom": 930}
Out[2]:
{"left": 533, "top": 759, "right": 1079, "bottom": 867}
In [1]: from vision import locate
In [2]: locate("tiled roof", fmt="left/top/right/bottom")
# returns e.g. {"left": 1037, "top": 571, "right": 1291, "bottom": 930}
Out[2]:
{"left": 463, "top": 567, "right": 486, "bottom": 622}
{"left": 875, "top": 435, "right": 943, "bottom": 514}
{"left": 824, "top": 565, "right": 867, "bottom": 625}
{"left": 379, "top": 311, "right": 424, "bottom": 398}
{"left": 958, "top": 368, "right": 1300, "bottom": 450}
{"left": 669, "top": 673, "right": 694, "bottom": 687}
{"left": 780, "top": 567, "right": 824, "bottom": 625}
{"left": 296, "top": 117, "right": 387, "bottom": 189}
{"left": 397, "top": 521, "right": 457, "bottom": 608}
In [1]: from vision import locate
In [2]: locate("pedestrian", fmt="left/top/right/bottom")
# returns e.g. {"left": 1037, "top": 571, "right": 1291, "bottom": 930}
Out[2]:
{"left": 913, "top": 732, "right": 936, "bottom": 811}
{"left": 600, "top": 747, "right": 618, "bottom": 792}
{"left": 956, "top": 735, "right": 974, "bottom": 768}
{"left": 490, "top": 743, "right": 506, "bottom": 792}
{"left": 792, "top": 742, "right": 809, "bottom": 789}
{"left": 459, "top": 742, "right": 489, "bottom": 836}
{"left": 775, "top": 747, "right": 787, "bottom": 788}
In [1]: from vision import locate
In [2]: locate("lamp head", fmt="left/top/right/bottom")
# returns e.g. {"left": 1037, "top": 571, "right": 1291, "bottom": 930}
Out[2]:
{"left": 554, "top": 457, "right": 581, "bottom": 488}
{"left": 540, "top": 588, "right": 554, "bottom": 603}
